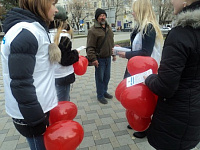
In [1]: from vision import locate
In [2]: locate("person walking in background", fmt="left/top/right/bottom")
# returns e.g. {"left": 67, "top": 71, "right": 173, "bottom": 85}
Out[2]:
{"left": 1, "top": 0, "right": 58, "bottom": 149}
{"left": 116, "top": 0, "right": 163, "bottom": 138}
{"left": 144, "top": 0, "right": 200, "bottom": 149}
{"left": 86, "top": 8, "right": 116, "bottom": 104}
{"left": 49, "top": 6, "right": 79, "bottom": 101}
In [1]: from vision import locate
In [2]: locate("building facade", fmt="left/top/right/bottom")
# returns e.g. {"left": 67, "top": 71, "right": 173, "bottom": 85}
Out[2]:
{"left": 57, "top": 0, "right": 162, "bottom": 31}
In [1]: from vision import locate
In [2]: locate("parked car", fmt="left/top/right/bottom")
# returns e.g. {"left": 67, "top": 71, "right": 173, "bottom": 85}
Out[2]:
{"left": 111, "top": 27, "right": 116, "bottom": 32}
{"left": 121, "top": 27, "right": 132, "bottom": 32}
{"left": 79, "top": 28, "right": 85, "bottom": 32}
{"left": 160, "top": 27, "right": 171, "bottom": 36}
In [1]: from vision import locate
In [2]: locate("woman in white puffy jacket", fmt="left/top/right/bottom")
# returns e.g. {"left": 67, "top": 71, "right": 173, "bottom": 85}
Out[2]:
{"left": 1, "top": 0, "right": 59, "bottom": 149}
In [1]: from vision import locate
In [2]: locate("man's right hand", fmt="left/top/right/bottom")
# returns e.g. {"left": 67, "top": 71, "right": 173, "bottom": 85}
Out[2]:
{"left": 92, "top": 60, "right": 99, "bottom": 67}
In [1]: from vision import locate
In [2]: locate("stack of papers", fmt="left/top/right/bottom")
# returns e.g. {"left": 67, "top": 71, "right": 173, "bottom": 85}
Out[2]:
{"left": 76, "top": 46, "right": 86, "bottom": 52}
{"left": 113, "top": 47, "right": 131, "bottom": 55}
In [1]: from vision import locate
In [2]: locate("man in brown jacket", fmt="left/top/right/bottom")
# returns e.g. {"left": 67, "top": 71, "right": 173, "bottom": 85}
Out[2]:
{"left": 86, "top": 8, "right": 116, "bottom": 104}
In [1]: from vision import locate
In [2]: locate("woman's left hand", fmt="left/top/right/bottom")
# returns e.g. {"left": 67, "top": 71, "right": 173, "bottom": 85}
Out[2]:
{"left": 118, "top": 52, "right": 126, "bottom": 58}
{"left": 143, "top": 76, "right": 148, "bottom": 85}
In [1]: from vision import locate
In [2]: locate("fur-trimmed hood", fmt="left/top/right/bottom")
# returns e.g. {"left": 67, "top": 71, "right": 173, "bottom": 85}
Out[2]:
{"left": 174, "top": 1, "right": 200, "bottom": 29}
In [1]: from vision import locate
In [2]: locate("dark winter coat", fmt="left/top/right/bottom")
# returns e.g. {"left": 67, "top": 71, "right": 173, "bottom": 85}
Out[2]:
{"left": 123, "top": 24, "right": 156, "bottom": 78}
{"left": 125, "top": 24, "right": 156, "bottom": 59}
{"left": 86, "top": 20, "right": 114, "bottom": 62}
{"left": 145, "top": 1, "right": 200, "bottom": 150}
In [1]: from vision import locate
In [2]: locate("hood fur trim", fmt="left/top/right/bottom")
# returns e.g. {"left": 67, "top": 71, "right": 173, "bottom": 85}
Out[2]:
{"left": 174, "top": 9, "right": 200, "bottom": 29}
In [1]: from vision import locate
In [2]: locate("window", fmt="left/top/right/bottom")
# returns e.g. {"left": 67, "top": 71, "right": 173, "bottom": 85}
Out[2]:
{"left": 102, "top": 2, "right": 105, "bottom": 7}
{"left": 111, "top": 0, "right": 114, "bottom": 6}
{"left": 94, "top": 2, "right": 97, "bottom": 7}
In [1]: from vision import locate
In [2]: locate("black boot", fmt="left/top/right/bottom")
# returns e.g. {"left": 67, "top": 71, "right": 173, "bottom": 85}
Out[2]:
{"left": 127, "top": 125, "right": 132, "bottom": 129}
{"left": 97, "top": 97, "right": 108, "bottom": 104}
{"left": 133, "top": 130, "right": 147, "bottom": 138}
{"left": 104, "top": 93, "right": 113, "bottom": 99}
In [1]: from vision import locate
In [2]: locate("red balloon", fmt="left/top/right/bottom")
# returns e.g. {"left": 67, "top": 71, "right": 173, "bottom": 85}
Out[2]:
{"left": 120, "top": 84, "right": 156, "bottom": 118}
{"left": 73, "top": 55, "right": 88, "bottom": 75}
{"left": 153, "top": 93, "right": 158, "bottom": 103}
{"left": 49, "top": 101, "right": 78, "bottom": 125}
{"left": 115, "top": 78, "right": 127, "bottom": 101}
{"left": 126, "top": 109, "right": 151, "bottom": 132}
{"left": 44, "top": 120, "right": 84, "bottom": 150}
{"left": 127, "top": 56, "right": 158, "bottom": 76}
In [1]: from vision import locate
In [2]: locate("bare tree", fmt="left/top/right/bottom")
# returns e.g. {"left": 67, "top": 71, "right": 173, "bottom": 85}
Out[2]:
{"left": 0, "top": 0, "right": 18, "bottom": 10}
{"left": 68, "top": 0, "right": 90, "bottom": 34}
{"left": 106, "top": 0, "right": 124, "bottom": 26}
{"left": 114, "top": 0, "right": 124, "bottom": 26}
{"left": 155, "top": 0, "right": 174, "bottom": 25}
{"left": 0, "top": 6, "right": 6, "bottom": 20}
{"left": 0, "top": 0, "right": 18, "bottom": 20}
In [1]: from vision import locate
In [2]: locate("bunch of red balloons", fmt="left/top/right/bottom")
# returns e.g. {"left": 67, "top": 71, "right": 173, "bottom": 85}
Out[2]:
{"left": 115, "top": 56, "right": 158, "bottom": 132}
{"left": 44, "top": 101, "right": 84, "bottom": 150}
{"left": 73, "top": 55, "right": 88, "bottom": 75}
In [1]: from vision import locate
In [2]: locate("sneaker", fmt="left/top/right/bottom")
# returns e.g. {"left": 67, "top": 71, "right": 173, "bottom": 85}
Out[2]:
{"left": 127, "top": 125, "right": 132, "bottom": 129}
{"left": 133, "top": 131, "right": 147, "bottom": 138}
{"left": 104, "top": 93, "right": 113, "bottom": 99}
{"left": 97, "top": 97, "right": 108, "bottom": 104}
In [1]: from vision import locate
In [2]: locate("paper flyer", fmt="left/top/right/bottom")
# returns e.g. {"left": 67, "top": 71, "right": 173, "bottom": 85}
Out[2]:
{"left": 76, "top": 46, "right": 86, "bottom": 52}
{"left": 126, "top": 69, "right": 153, "bottom": 87}
{"left": 113, "top": 47, "right": 131, "bottom": 55}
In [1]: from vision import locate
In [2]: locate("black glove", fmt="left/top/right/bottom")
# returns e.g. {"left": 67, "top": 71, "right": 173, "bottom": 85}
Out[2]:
{"left": 13, "top": 114, "right": 49, "bottom": 137}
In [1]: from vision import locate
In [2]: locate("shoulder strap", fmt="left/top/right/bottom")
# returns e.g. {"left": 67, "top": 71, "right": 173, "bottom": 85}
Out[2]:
{"left": 96, "top": 29, "right": 109, "bottom": 54}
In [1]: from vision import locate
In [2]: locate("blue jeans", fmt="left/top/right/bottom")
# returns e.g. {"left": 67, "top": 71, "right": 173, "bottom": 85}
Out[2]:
{"left": 95, "top": 57, "right": 111, "bottom": 99}
{"left": 26, "top": 135, "right": 46, "bottom": 150}
{"left": 55, "top": 77, "right": 70, "bottom": 101}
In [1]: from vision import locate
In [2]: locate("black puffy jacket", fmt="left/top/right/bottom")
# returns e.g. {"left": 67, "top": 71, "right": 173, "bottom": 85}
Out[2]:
{"left": 145, "top": 1, "right": 200, "bottom": 150}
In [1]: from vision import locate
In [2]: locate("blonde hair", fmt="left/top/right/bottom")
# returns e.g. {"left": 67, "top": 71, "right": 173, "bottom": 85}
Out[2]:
{"left": 53, "top": 20, "right": 73, "bottom": 45}
{"left": 19, "top": 0, "right": 58, "bottom": 24}
{"left": 132, "top": 0, "right": 163, "bottom": 43}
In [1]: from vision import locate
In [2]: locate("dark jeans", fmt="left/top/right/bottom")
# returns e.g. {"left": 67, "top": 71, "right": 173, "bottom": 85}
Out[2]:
{"left": 55, "top": 77, "right": 71, "bottom": 101}
{"left": 95, "top": 57, "right": 111, "bottom": 99}
{"left": 26, "top": 135, "right": 46, "bottom": 150}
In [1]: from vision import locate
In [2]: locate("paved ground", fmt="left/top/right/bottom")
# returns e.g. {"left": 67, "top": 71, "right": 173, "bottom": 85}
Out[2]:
{"left": 0, "top": 33, "right": 200, "bottom": 150}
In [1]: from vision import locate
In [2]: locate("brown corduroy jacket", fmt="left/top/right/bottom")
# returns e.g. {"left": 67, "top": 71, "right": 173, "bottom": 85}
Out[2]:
{"left": 86, "top": 20, "right": 114, "bottom": 62}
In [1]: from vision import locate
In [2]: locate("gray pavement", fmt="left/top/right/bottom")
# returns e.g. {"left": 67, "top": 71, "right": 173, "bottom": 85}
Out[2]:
{"left": 0, "top": 32, "right": 200, "bottom": 150}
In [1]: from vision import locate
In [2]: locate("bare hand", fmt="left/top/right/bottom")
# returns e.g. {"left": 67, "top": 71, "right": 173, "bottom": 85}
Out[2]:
{"left": 92, "top": 60, "right": 99, "bottom": 67}
{"left": 114, "top": 45, "right": 120, "bottom": 47}
{"left": 112, "top": 55, "right": 116, "bottom": 61}
{"left": 118, "top": 52, "right": 126, "bottom": 58}
{"left": 143, "top": 76, "right": 148, "bottom": 85}
{"left": 112, "top": 45, "right": 121, "bottom": 55}
{"left": 76, "top": 50, "right": 80, "bottom": 54}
